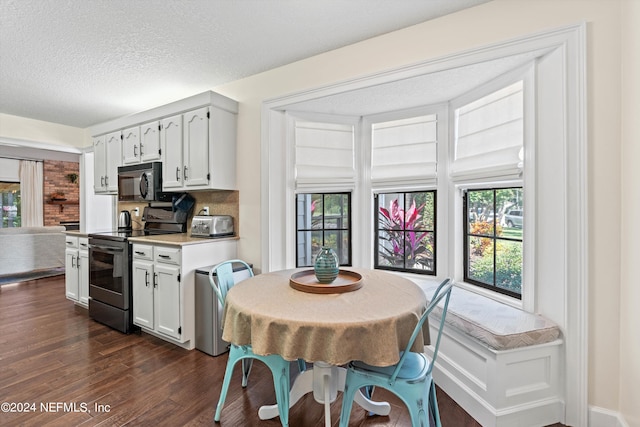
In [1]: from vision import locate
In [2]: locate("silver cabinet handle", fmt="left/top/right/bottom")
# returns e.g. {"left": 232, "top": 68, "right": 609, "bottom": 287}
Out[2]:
{"left": 176, "top": 167, "right": 180, "bottom": 181}
{"left": 145, "top": 270, "right": 149, "bottom": 287}
{"left": 184, "top": 166, "right": 188, "bottom": 180}
{"left": 133, "top": 145, "right": 138, "bottom": 157}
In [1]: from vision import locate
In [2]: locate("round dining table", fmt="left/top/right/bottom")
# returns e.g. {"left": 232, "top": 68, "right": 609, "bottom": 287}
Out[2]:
{"left": 221, "top": 267, "right": 429, "bottom": 426}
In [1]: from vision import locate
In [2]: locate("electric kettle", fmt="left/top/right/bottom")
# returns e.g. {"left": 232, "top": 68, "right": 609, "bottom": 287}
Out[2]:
{"left": 118, "top": 210, "right": 132, "bottom": 230}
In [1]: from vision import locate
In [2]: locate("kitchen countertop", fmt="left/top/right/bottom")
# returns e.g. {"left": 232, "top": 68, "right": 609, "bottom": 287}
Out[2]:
{"left": 128, "top": 234, "right": 239, "bottom": 247}
{"left": 64, "top": 230, "right": 89, "bottom": 238}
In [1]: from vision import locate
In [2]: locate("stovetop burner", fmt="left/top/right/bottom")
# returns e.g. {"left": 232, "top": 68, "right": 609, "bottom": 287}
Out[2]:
{"left": 90, "top": 228, "right": 184, "bottom": 241}
{"left": 89, "top": 206, "right": 188, "bottom": 242}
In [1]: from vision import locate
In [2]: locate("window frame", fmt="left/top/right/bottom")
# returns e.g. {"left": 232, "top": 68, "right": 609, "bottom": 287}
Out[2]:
{"left": 462, "top": 186, "right": 523, "bottom": 299}
{"left": 374, "top": 190, "right": 437, "bottom": 275}
{"left": 295, "top": 192, "right": 353, "bottom": 267}
{"left": 0, "top": 181, "right": 21, "bottom": 228}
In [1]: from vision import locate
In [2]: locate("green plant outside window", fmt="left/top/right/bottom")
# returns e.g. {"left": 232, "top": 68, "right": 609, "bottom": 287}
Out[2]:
{"left": 464, "top": 188, "right": 523, "bottom": 298}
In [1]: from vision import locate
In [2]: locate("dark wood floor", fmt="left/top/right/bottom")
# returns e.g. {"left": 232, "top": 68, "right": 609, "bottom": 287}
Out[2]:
{"left": 0, "top": 276, "right": 487, "bottom": 426}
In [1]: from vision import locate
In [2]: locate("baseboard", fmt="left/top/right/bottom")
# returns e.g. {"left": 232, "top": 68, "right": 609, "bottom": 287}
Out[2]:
{"left": 589, "top": 406, "right": 629, "bottom": 427}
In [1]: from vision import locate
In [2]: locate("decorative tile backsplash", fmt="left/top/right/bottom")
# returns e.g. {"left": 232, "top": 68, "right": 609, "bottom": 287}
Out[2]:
{"left": 118, "top": 190, "right": 239, "bottom": 234}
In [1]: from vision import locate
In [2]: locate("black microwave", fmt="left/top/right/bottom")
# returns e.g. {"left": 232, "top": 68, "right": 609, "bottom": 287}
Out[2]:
{"left": 117, "top": 162, "right": 164, "bottom": 202}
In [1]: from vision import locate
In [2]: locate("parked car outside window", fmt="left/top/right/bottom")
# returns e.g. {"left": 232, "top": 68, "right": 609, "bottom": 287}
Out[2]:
{"left": 503, "top": 209, "right": 523, "bottom": 228}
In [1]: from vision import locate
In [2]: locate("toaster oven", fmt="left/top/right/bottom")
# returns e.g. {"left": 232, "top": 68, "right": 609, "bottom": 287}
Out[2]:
{"left": 191, "top": 215, "right": 234, "bottom": 238}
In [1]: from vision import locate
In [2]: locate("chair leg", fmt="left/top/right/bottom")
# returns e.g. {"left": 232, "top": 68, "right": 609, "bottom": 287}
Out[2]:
{"left": 429, "top": 381, "right": 442, "bottom": 427}
{"left": 214, "top": 352, "right": 239, "bottom": 422}
{"left": 297, "top": 358, "right": 307, "bottom": 373}
{"left": 339, "top": 380, "right": 360, "bottom": 427}
{"left": 241, "top": 358, "right": 254, "bottom": 387}
{"left": 267, "top": 362, "right": 291, "bottom": 427}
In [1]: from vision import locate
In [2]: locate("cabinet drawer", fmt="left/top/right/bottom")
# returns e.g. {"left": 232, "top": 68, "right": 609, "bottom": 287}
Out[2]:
{"left": 79, "top": 237, "right": 89, "bottom": 252}
{"left": 132, "top": 244, "right": 154, "bottom": 260}
{"left": 65, "top": 236, "right": 79, "bottom": 248}
{"left": 155, "top": 246, "right": 181, "bottom": 265}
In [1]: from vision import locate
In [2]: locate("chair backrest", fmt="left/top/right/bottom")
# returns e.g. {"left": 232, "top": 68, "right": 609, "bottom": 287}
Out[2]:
{"left": 208, "top": 259, "right": 254, "bottom": 306}
{"left": 389, "top": 278, "right": 452, "bottom": 385}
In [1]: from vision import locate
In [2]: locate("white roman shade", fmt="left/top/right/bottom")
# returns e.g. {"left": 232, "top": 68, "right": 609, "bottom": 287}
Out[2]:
{"left": 294, "top": 120, "right": 355, "bottom": 190}
{"left": 371, "top": 114, "right": 438, "bottom": 188}
{"left": 450, "top": 81, "right": 524, "bottom": 180}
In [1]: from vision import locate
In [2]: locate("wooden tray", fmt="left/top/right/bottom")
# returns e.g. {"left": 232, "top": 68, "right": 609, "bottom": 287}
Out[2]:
{"left": 289, "top": 269, "right": 363, "bottom": 294}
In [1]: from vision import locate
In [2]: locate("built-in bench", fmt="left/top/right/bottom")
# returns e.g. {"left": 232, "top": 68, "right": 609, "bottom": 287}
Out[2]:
{"left": 413, "top": 279, "right": 564, "bottom": 427}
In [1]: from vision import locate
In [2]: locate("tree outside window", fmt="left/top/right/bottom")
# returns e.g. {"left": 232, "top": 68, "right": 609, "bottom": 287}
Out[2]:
{"left": 1, "top": 182, "right": 21, "bottom": 228}
{"left": 296, "top": 193, "right": 351, "bottom": 267}
{"left": 375, "top": 191, "right": 435, "bottom": 275}
{"left": 464, "top": 188, "right": 523, "bottom": 298}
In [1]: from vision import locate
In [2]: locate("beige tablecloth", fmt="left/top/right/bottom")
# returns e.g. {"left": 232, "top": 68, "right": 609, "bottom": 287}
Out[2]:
{"left": 222, "top": 268, "right": 428, "bottom": 367}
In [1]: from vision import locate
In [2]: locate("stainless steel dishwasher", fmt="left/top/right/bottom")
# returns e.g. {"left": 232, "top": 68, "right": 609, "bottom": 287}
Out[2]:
{"left": 194, "top": 262, "right": 252, "bottom": 356}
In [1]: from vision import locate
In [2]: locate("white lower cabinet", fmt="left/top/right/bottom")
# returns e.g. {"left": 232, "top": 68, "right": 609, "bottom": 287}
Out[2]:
{"left": 65, "top": 236, "right": 89, "bottom": 307}
{"left": 132, "top": 244, "right": 182, "bottom": 340}
{"left": 130, "top": 239, "right": 237, "bottom": 349}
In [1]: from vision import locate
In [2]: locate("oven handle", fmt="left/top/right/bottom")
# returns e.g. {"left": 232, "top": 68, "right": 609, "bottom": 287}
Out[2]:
{"left": 88, "top": 244, "right": 125, "bottom": 253}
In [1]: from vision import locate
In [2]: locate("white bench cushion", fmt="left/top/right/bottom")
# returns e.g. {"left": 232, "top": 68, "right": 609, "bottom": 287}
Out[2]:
{"left": 418, "top": 281, "right": 561, "bottom": 350}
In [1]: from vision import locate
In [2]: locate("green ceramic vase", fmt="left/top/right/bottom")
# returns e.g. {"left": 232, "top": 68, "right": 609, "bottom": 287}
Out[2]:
{"left": 314, "top": 246, "right": 339, "bottom": 284}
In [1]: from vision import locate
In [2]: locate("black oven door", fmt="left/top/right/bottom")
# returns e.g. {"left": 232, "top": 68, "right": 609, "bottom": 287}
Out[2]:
{"left": 89, "top": 238, "right": 130, "bottom": 310}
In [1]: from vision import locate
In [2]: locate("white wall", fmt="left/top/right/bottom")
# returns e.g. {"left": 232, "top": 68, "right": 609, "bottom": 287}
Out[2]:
{"left": 0, "top": 113, "right": 88, "bottom": 149}
{"left": 212, "top": 0, "right": 633, "bottom": 423}
{"left": 80, "top": 152, "right": 114, "bottom": 233}
{"left": 620, "top": 1, "right": 640, "bottom": 426}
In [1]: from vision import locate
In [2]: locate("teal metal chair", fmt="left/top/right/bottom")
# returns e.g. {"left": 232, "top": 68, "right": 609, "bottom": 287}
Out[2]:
{"left": 339, "top": 278, "right": 453, "bottom": 427}
{"left": 209, "top": 260, "right": 303, "bottom": 427}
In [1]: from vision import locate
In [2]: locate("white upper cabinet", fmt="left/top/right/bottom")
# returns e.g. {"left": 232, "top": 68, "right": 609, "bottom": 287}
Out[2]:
{"left": 183, "top": 107, "right": 210, "bottom": 187}
{"left": 123, "top": 122, "right": 162, "bottom": 165}
{"left": 140, "top": 121, "right": 162, "bottom": 162}
{"left": 93, "top": 135, "right": 106, "bottom": 193}
{"left": 94, "top": 131, "right": 122, "bottom": 194}
{"left": 122, "top": 126, "right": 140, "bottom": 165}
{"left": 105, "top": 131, "right": 122, "bottom": 193}
{"left": 161, "top": 114, "right": 183, "bottom": 189}
{"left": 89, "top": 91, "right": 238, "bottom": 193}
{"left": 162, "top": 107, "right": 210, "bottom": 190}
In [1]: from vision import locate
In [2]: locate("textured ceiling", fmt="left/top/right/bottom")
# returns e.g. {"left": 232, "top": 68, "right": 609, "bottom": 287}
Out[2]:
{"left": 0, "top": 0, "right": 490, "bottom": 129}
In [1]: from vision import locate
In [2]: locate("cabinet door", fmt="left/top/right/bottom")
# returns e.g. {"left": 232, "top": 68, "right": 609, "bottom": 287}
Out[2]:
{"left": 78, "top": 246, "right": 89, "bottom": 307}
{"left": 105, "top": 131, "right": 122, "bottom": 192}
{"left": 161, "top": 115, "right": 183, "bottom": 189}
{"left": 183, "top": 107, "right": 210, "bottom": 187}
{"left": 140, "top": 121, "right": 161, "bottom": 162}
{"left": 132, "top": 260, "right": 154, "bottom": 329}
{"left": 154, "top": 263, "right": 181, "bottom": 339}
{"left": 122, "top": 126, "right": 141, "bottom": 165}
{"left": 93, "top": 135, "right": 107, "bottom": 192}
{"left": 65, "top": 249, "right": 79, "bottom": 301}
